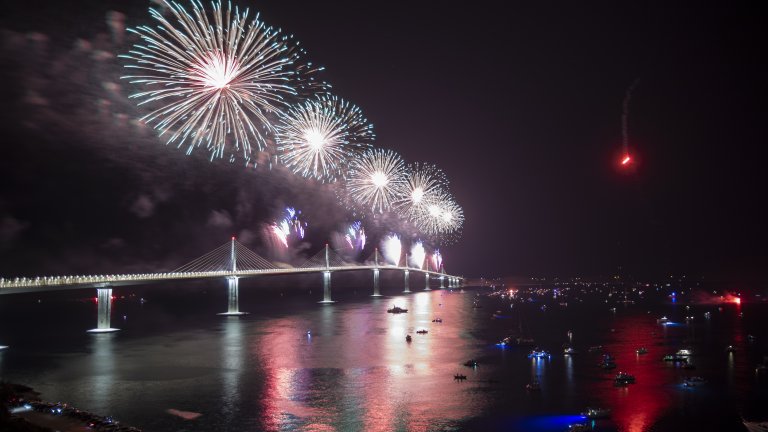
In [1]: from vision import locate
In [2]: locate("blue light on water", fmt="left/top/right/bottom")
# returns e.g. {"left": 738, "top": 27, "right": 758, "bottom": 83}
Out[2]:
{"left": 515, "top": 415, "right": 589, "bottom": 431}
{"left": 662, "top": 321, "right": 683, "bottom": 327}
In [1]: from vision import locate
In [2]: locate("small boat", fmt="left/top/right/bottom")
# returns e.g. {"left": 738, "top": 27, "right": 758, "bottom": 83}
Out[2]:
{"left": 454, "top": 373, "right": 467, "bottom": 381}
{"left": 704, "top": 311, "right": 711, "bottom": 319}
{"left": 726, "top": 345, "right": 737, "bottom": 353}
{"left": 496, "top": 336, "right": 513, "bottom": 347}
{"left": 683, "top": 376, "right": 706, "bottom": 387}
{"left": 588, "top": 345, "right": 604, "bottom": 352}
{"left": 676, "top": 349, "right": 693, "bottom": 356}
{"left": 657, "top": 316, "right": 669, "bottom": 323}
{"left": 615, "top": 372, "right": 636, "bottom": 384}
{"left": 463, "top": 359, "right": 478, "bottom": 368}
{"left": 742, "top": 419, "right": 768, "bottom": 432}
{"left": 663, "top": 354, "right": 687, "bottom": 362}
{"left": 747, "top": 335, "right": 756, "bottom": 342}
{"left": 599, "top": 353, "right": 617, "bottom": 369}
{"left": 568, "top": 423, "right": 591, "bottom": 431}
{"left": 582, "top": 407, "right": 611, "bottom": 419}
{"left": 405, "top": 335, "right": 412, "bottom": 343}
{"left": 528, "top": 349, "right": 551, "bottom": 359}
{"left": 387, "top": 306, "right": 408, "bottom": 314}
{"left": 636, "top": 347, "right": 648, "bottom": 355}
{"left": 526, "top": 380, "right": 541, "bottom": 391}
{"left": 564, "top": 347, "right": 578, "bottom": 355}
{"left": 415, "top": 329, "right": 428, "bottom": 334}
{"left": 432, "top": 318, "right": 443, "bottom": 323}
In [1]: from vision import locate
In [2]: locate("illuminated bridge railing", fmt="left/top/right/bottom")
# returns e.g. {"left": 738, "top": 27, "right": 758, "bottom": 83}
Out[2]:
{"left": 0, "top": 266, "right": 462, "bottom": 291}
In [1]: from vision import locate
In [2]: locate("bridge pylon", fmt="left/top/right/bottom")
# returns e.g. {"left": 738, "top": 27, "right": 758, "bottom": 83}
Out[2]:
{"left": 372, "top": 248, "right": 382, "bottom": 297}
{"left": 403, "top": 269, "right": 410, "bottom": 293}
{"left": 218, "top": 237, "right": 248, "bottom": 316}
{"left": 87, "top": 286, "right": 119, "bottom": 333}
{"left": 319, "top": 245, "right": 334, "bottom": 304}
{"left": 424, "top": 272, "right": 431, "bottom": 290}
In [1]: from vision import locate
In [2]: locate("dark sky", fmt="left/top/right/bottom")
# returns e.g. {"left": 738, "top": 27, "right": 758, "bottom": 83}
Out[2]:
{"left": 1, "top": 1, "right": 766, "bottom": 282}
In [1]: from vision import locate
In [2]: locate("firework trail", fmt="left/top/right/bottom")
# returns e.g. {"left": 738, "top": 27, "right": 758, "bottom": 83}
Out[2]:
{"left": 621, "top": 78, "right": 640, "bottom": 164}
{"left": 344, "top": 221, "right": 366, "bottom": 250}
{"left": 381, "top": 233, "right": 402, "bottom": 266}
{"left": 394, "top": 162, "right": 448, "bottom": 222}
{"left": 120, "top": 0, "right": 326, "bottom": 164}
{"left": 409, "top": 241, "right": 426, "bottom": 269}
{"left": 270, "top": 207, "right": 306, "bottom": 248}
{"left": 346, "top": 148, "right": 407, "bottom": 214}
{"left": 276, "top": 95, "right": 374, "bottom": 182}
{"left": 431, "top": 249, "right": 443, "bottom": 272}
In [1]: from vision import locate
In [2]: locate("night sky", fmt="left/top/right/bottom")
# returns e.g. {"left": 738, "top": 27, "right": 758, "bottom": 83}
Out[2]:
{"left": 1, "top": 1, "right": 766, "bottom": 283}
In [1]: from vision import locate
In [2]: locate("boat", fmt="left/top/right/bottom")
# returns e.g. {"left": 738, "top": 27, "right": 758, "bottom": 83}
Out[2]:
{"left": 463, "top": 359, "right": 478, "bottom": 368}
{"left": 454, "top": 373, "right": 467, "bottom": 381}
{"left": 683, "top": 376, "right": 706, "bottom": 387}
{"left": 432, "top": 318, "right": 443, "bottom": 323}
{"left": 405, "top": 335, "right": 412, "bottom": 343}
{"left": 657, "top": 316, "right": 669, "bottom": 323}
{"left": 564, "top": 347, "right": 578, "bottom": 355}
{"left": 636, "top": 347, "right": 648, "bottom": 355}
{"left": 588, "top": 345, "right": 604, "bottom": 352}
{"left": 600, "top": 354, "right": 617, "bottom": 369}
{"left": 704, "top": 311, "right": 711, "bottom": 319}
{"left": 528, "top": 349, "right": 551, "bottom": 359}
{"left": 743, "top": 419, "right": 768, "bottom": 432}
{"left": 581, "top": 407, "right": 611, "bottom": 419}
{"left": 614, "top": 372, "right": 636, "bottom": 384}
{"left": 676, "top": 349, "right": 693, "bottom": 356}
{"left": 387, "top": 305, "right": 408, "bottom": 314}
{"left": 415, "top": 329, "right": 428, "bottom": 334}
{"left": 726, "top": 345, "right": 737, "bottom": 353}
{"left": 0, "top": 345, "right": 8, "bottom": 351}
{"left": 526, "top": 380, "right": 541, "bottom": 391}
{"left": 663, "top": 354, "right": 687, "bottom": 362}
{"left": 496, "top": 336, "right": 513, "bottom": 347}
{"left": 568, "top": 423, "right": 591, "bottom": 431}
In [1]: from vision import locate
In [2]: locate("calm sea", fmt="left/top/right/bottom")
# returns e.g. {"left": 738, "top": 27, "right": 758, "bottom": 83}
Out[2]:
{"left": 1, "top": 279, "right": 766, "bottom": 431}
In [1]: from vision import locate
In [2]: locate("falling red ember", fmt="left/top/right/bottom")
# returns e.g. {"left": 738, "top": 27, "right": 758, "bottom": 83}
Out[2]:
{"left": 621, "top": 154, "right": 632, "bottom": 165}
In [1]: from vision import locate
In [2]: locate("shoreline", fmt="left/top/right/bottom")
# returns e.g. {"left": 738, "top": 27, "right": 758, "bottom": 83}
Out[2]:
{"left": 1, "top": 382, "right": 141, "bottom": 432}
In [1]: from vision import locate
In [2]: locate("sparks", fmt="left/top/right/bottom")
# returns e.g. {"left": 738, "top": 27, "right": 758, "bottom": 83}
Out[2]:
{"left": 345, "top": 148, "right": 407, "bottom": 214}
{"left": 276, "top": 95, "right": 374, "bottom": 182}
{"left": 120, "top": 0, "right": 326, "bottom": 163}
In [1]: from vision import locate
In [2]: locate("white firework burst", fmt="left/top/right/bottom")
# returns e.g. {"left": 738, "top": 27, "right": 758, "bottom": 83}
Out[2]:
{"left": 394, "top": 162, "right": 448, "bottom": 221}
{"left": 415, "top": 190, "right": 465, "bottom": 235}
{"left": 345, "top": 148, "right": 406, "bottom": 214}
{"left": 120, "top": 0, "right": 325, "bottom": 163}
{"left": 275, "top": 95, "right": 374, "bottom": 182}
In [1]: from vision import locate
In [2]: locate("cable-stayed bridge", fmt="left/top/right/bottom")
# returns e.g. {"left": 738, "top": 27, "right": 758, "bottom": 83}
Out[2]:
{"left": 0, "top": 239, "right": 464, "bottom": 333}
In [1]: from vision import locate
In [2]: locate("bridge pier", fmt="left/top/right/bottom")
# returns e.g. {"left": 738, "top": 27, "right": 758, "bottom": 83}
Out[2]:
{"left": 425, "top": 273, "right": 431, "bottom": 290}
{"left": 319, "top": 271, "right": 335, "bottom": 303}
{"left": 403, "top": 269, "right": 410, "bottom": 293}
{"left": 372, "top": 268, "right": 381, "bottom": 297}
{"left": 440, "top": 275, "right": 445, "bottom": 289}
{"left": 218, "top": 277, "right": 248, "bottom": 316}
{"left": 87, "top": 288, "right": 119, "bottom": 333}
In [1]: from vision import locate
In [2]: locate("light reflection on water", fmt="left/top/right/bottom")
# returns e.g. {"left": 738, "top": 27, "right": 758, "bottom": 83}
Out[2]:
{"left": 0, "top": 288, "right": 766, "bottom": 431}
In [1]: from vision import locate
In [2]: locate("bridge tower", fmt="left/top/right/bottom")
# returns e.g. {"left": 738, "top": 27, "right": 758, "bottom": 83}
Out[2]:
{"left": 403, "top": 269, "right": 410, "bottom": 293}
{"left": 320, "top": 244, "right": 334, "bottom": 303}
{"left": 219, "top": 237, "right": 247, "bottom": 316}
{"left": 372, "top": 248, "right": 382, "bottom": 297}
{"left": 87, "top": 285, "right": 119, "bottom": 333}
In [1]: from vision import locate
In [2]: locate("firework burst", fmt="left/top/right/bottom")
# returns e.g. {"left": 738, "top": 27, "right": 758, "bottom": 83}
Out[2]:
{"left": 409, "top": 241, "right": 426, "bottom": 269}
{"left": 381, "top": 234, "right": 402, "bottom": 266}
{"left": 345, "top": 148, "right": 406, "bottom": 214}
{"left": 344, "top": 221, "right": 366, "bottom": 250}
{"left": 394, "top": 162, "right": 447, "bottom": 221}
{"left": 120, "top": 0, "right": 325, "bottom": 163}
{"left": 270, "top": 207, "right": 306, "bottom": 248}
{"left": 276, "top": 95, "right": 374, "bottom": 182}
{"left": 414, "top": 190, "right": 464, "bottom": 236}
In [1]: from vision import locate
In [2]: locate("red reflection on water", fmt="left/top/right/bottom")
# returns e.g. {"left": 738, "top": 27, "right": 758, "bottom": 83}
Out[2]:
{"left": 594, "top": 314, "right": 674, "bottom": 432}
